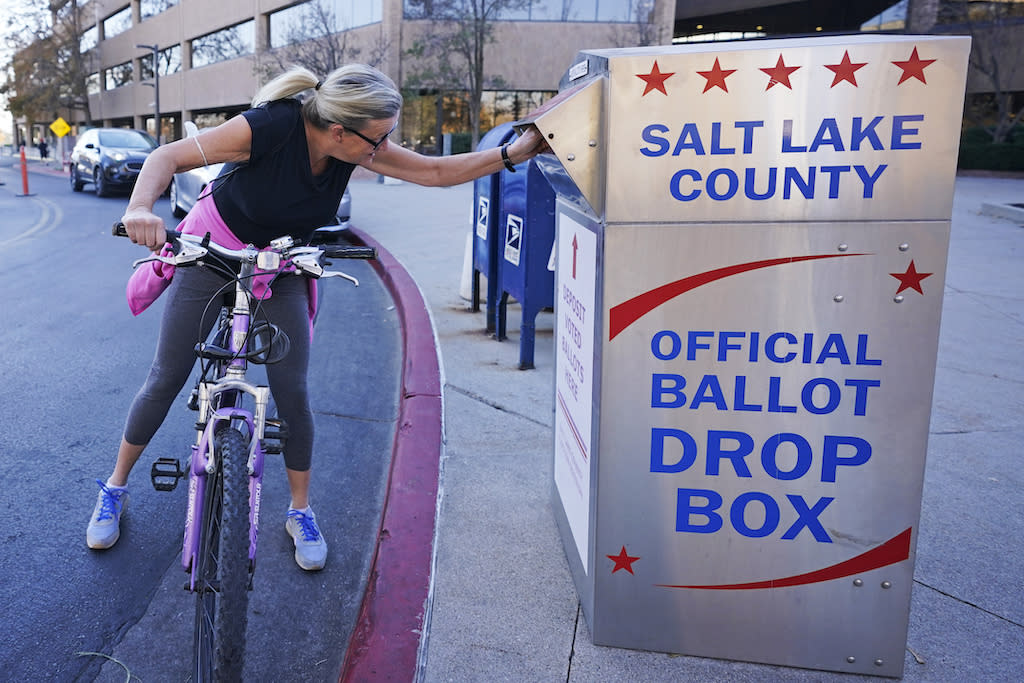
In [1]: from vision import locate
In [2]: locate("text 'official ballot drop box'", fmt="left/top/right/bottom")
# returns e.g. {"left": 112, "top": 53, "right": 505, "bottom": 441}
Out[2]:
{"left": 517, "top": 34, "right": 970, "bottom": 678}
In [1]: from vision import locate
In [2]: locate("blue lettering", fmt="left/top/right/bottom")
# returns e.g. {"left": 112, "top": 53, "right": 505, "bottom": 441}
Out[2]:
{"left": 781, "top": 119, "right": 807, "bottom": 152}
{"left": 809, "top": 117, "right": 845, "bottom": 152}
{"left": 710, "top": 122, "right": 736, "bottom": 155}
{"left": 731, "top": 492, "right": 780, "bottom": 538}
{"left": 690, "top": 375, "right": 728, "bottom": 410}
{"left": 783, "top": 166, "right": 815, "bottom": 199}
{"left": 706, "top": 168, "right": 739, "bottom": 200}
{"left": 851, "top": 116, "right": 885, "bottom": 150}
{"left": 781, "top": 495, "right": 834, "bottom": 542}
{"left": 651, "top": 330, "right": 682, "bottom": 360}
{"left": 820, "top": 165, "right": 851, "bottom": 199}
{"left": 718, "top": 331, "right": 745, "bottom": 361}
{"left": 676, "top": 488, "right": 723, "bottom": 533}
{"left": 706, "top": 430, "right": 754, "bottom": 477}
{"left": 673, "top": 123, "right": 705, "bottom": 156}
{"left": 855, "top": 164, "right": 887, "bottom": 198}
{"left": 652, "top": 374, "right": 687, "bottom": 408}
{"left": 733, "top": 376, "right": 763, "bottom": 411}
{"left": 745, "top": 167, "right": 777, "bottom": 200}
{"left": 650, "top": 428, "right": 697, "bottom": 473}
{"left": 801, "top": 378, "right": 842, "bottom": 415}
{"left": 735, "top": 120, "right": 764, "bottom": 154}
{"left": 891, "top": 114, "right": 924, "bottom": 150}
{"left": 761, "top": 433, "right": 813, "bottom": 480}
{"left": 856, "top": 334, "right": 881, "bottom": 365}
{"left": 687, "top": 330, "right": 714, "bottom": 361}
{"left": 816, "top": 333, "right": 851, "bottom": 364}
{"left": 821, "top": 435, "right": 872, "bottom": 482}
{"left": 768, "top": 376, "right": 797, "bottom": 413}
{"left": 670, "top": 169, "right": 701, "bottom": 201}
{"left": 844, "top": 378, "right": 881, "bottom": 416}
{"left": 640, "top": 123, "right": 670, "bottom": 157}
{"left": 765, "top": 332, "right": 797, "bottom": 363}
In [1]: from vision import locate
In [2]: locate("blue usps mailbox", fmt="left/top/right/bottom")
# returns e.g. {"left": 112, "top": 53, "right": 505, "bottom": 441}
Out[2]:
{"left": 472, "top": 123, "right": 517, "bottom": 332}
{"left": 496, "top": 156, "right": 557, "bottom": 369}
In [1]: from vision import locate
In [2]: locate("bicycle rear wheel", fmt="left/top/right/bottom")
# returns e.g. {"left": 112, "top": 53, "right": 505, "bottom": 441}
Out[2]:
{"left": 193, "top": 426, "right": 251, "bottom": 682}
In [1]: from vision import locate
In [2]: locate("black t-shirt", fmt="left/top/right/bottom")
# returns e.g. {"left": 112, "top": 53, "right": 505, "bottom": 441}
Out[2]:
{"left": 212, "top": 99, "right": 356, "bottom": 246}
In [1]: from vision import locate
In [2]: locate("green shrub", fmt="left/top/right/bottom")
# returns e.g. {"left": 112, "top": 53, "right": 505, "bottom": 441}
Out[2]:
{"left": 959, "top": 127, "right": 1024, "bottom": 171}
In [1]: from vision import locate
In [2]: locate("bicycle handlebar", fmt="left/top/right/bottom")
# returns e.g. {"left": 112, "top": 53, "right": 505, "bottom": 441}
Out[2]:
{"left": 111, "top": 222, "right": 377, "bottom": 262}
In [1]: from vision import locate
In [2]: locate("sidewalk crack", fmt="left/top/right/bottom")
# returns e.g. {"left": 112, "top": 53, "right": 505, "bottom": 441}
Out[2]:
{"left": 446, "top": 384, "right": 551, "bottom": 428}
{"left": 566, "top": 601, "right": 581, "bottom": 683}
{"left": 914, "top": 578, "right": 1024, "bottom": 628}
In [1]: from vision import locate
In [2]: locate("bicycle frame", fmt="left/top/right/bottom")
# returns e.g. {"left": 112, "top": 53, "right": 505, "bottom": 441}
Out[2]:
{"left": 182, "top": 253, "right": 271, "bottom": 588}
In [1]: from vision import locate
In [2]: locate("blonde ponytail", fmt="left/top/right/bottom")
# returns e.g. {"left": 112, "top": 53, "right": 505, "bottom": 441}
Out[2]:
{"left": 252, "top": 64, "right": 402, "bottom": 130}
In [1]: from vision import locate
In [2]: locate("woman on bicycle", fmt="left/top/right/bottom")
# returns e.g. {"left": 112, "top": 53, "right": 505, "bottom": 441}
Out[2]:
{"left": 87, "top": 63, "right": 547, "bottom": 570}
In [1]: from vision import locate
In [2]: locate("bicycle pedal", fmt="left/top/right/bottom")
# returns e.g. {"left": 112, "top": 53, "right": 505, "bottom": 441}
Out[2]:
{"left": 262, "top": 418, "right": 289, "bottom": 454}
{"left": 151, "top": 457, "right": 185, "bottom": 491}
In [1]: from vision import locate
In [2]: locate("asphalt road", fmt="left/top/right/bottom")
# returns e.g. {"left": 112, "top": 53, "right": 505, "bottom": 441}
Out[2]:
{"left": 0, "top": 161, "right": 401, "bottom": 681}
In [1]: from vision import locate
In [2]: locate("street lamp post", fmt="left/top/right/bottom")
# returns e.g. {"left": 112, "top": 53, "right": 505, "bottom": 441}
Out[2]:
{"left": 136, "top": 44, "right": 160, "bottom": 144}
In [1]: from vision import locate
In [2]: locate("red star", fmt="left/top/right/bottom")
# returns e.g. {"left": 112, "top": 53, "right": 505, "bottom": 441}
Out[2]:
{"left": 760, "top": 54, "right": 800, "bottom": 90}
{"left": 636, "top": 60, "right": 675, "bottom": 96}
{"left": 890, "top": 260, "right": 933, "bottom": 294}
{"left": 892, "top": 46, "right": 936, "bottom": 85}
{"left": 825, "top": 50, "right": 868, "bottom": 87}
{"left": 696, "top": 57, "right": 737, "bottom": 93}
{"left": 607, "top": 546, "right": 640, "bottom": 574}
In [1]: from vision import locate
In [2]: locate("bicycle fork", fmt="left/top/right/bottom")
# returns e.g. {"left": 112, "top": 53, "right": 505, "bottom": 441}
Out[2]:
{"left": 181, "top": 382, "right": 273, "bottom": 590}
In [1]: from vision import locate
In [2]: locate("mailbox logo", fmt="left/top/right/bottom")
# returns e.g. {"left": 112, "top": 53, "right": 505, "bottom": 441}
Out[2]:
{"left": 504, "top": 214, "right": 523, "bottom": 266}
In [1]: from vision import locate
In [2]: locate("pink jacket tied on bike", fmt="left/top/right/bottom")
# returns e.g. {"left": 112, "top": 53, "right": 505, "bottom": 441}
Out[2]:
{"left": 125, "top": 191, "right": 318, "bottom": 336}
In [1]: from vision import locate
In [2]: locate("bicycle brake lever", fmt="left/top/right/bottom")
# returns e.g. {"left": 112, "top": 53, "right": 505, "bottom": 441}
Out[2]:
{"left": 319, "top": 270, "right": 359, "bottom": 286}
{"left": 131, "top": 240, "right": 208, "bottom": 269}
{"left": 132, "top": 254, "right": 177, "bottom": 268}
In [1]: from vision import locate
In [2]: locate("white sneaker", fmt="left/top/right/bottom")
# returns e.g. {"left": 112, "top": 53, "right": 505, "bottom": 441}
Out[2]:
{"left": 87, "top": 480, "right": 129, "bottom": 549}
{"left": 286, "top": 507, "right": 327, "bottom": 571}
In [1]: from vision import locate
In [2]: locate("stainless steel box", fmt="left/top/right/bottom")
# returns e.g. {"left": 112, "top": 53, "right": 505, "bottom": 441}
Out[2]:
{"left": 521, "top": 34, "right": 971, "bottom": 677}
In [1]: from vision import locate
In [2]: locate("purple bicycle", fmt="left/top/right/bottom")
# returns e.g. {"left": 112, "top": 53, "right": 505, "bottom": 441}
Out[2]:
{"left": 113, "top": 223, "right": 374, "bottom": 680}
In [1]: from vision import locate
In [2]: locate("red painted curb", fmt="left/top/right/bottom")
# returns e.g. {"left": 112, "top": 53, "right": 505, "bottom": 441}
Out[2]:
{"left": 340, "top": 227, "right": 442, "bottom": 683}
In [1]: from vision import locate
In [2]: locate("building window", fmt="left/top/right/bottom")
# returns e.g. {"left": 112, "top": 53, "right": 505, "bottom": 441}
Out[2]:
{"left": 269, "top": 0, "right": 382, "bottom": 49}
{"left": 104, "top": 61, "right": 133, "bottom": 90}
{"left": 80, "top": 25, "right": 98, "bottom": 53}
{"left": 402, "top": 89, "right": 554, "bottom": 153}
{"left": 404, "top": 0, "right": 635, "bottom": 21}
{"left": 103, "top": 6, "right": 133, "bottom": 39}
{"left": 87, "top": 72, "right": 101, "bottom": 95}
{"left": 191, "top": 20, "right": 255, "bottom": 68}
{"left": 141, "top": 0, "right": 179, "bottom": 20}
{"left": 140, "top": 44, "right": 181, "bottom": 79}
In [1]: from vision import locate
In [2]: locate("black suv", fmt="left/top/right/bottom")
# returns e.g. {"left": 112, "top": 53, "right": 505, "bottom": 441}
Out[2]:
{"left": 70, "top": 127, "right": 157, "bottom": 197}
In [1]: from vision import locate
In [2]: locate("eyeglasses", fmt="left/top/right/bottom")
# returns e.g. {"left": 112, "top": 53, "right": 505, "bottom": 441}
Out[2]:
{"left": 344, "top": 123, "right": 396, "bottom": 151}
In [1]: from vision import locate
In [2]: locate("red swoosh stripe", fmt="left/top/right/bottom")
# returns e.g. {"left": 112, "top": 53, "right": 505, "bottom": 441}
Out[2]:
{"left": 608, "top": 253, "right": 867, "bottom": 340}
{"left": 657, "top": 527, "right": 912, "bottom": 590}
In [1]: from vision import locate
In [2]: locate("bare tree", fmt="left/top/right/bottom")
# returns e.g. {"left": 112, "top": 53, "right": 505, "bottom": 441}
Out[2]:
{"left": 259, "top": 0, "right": 391, "bottom": 81}
{"left": 608, "top": 0, "right": 659, "bottom": 49}
{"left": 937, "top": 1, "right": 1024, "bottom": 143}
{"left": 2, "top": 0, "right": 94, "bottom": 136}
{"left": 404, "top": 0, "right": 532, "bottom": 149}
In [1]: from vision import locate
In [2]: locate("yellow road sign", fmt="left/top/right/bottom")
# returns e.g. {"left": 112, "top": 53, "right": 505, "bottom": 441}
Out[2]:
{"left": 50, "top": 117, "right": 71, "bottom": 138}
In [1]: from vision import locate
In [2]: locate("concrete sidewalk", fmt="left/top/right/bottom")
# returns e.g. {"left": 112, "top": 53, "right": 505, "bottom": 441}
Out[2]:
{"left": 350, "top": 172, "right": 1022, "bottom": 682}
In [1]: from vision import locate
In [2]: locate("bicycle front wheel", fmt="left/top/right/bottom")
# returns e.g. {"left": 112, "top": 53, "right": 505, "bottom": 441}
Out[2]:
{"left": 193, "top": 426, "right": 251, "bottom": 682}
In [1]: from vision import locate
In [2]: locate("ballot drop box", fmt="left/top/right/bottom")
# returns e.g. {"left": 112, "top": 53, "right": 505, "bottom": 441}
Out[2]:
{"left": 520, "top": 35, "right": 971, "bottom": 678}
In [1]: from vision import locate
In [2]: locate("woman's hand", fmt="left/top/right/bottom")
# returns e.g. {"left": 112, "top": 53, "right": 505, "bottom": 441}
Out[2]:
{"left": 508, "top": 125, "right": 551, "bottom": 165}
{"left": 120, "top": 208, "right": 168, "bottom": 252}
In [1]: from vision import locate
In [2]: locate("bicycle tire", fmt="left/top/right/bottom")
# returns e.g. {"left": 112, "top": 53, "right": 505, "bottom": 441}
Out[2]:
{"left": 192, "top": 426, "right": 251, "bottom": 682}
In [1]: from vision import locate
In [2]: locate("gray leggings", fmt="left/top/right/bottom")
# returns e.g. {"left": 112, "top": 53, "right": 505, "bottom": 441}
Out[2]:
{"left": 124, "top": 265, "right": 315, "bottom": 471}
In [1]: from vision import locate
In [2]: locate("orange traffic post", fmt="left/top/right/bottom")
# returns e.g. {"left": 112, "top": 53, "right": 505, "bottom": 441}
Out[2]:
{"left": 17, "top": 145, "right": 34, "bottom": 197}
